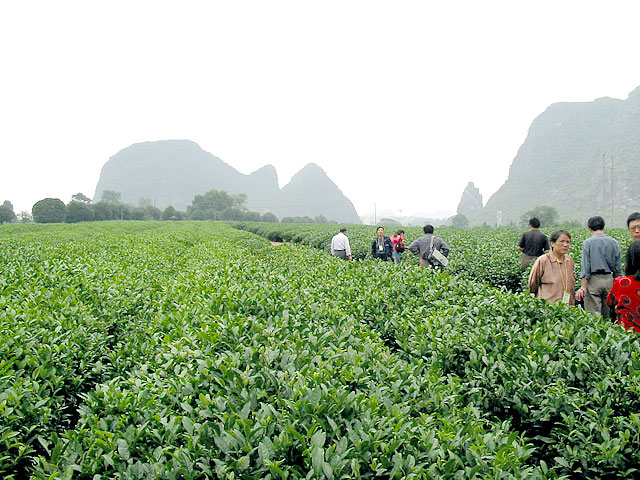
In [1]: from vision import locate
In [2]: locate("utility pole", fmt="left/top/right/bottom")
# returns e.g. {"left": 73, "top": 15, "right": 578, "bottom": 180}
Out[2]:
{"left": 611, "top": 156, "right": 614, "bottom": 226}
{"left": 602, "top": 154, "right": 605, "bottom": 215}
{"left": 374, "top": 203, "right": 377, "bottom": 225}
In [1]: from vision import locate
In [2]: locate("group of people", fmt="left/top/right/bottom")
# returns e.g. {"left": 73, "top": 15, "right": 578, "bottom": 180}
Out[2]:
{"left": 330, "top": 212, "right": 640, "bottom": 333}
{"left": 331, "top": 225, "right": 450, "bottom": 268}
{"left": 524, "top": 212, "right": 640, "bottom": 332}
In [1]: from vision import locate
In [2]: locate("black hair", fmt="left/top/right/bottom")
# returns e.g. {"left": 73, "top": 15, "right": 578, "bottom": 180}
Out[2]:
{"left": 625, "top": 240, "right": 640, "bottom": 282}
{"left": 376, "top": 226, "right": 384, "bottom": 232}
{"left": 627, "top": 212, "right": 640, "bottom": 227}
{"left": 529, "top": 217, "right": 541, "bottom": 228}
{"left": 423, "top": 224, "right": 434, "bottom": 234}
{"left": 395, "top": 229, "right": 405, "bottom": 235}
{"left": 550, "top": 229, "right": 571, "bottom": 244}
{"left": 339, "top": 227, "right": 347, "bottom": 233}
{"left": 587, "top": 216, "right": 605, "bottom": 231}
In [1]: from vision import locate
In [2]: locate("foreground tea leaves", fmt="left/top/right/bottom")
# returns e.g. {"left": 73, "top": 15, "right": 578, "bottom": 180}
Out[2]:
{"left": 0, "top": 221, "right": 637, "bottom": 479}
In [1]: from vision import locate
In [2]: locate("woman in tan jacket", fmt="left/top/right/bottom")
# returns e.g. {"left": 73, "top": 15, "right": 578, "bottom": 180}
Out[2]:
{"left": 528, "top": 229, "right": 576, "bottom": 305}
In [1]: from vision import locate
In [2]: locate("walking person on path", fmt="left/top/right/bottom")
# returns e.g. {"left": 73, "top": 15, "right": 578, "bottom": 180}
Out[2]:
{"left": 575, "top": 216, "right": 622, "bottom": 317}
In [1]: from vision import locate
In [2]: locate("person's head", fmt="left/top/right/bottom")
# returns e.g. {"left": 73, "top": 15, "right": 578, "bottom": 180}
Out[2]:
{"left": 423, "top": 224, "right": 434, "bottom": 234}
{"left": 529, "top": 217, "right": 541, "bottom": 229}
{"left": 587, "top": 216, "right": 605, "bottom": 232}
{"left": 376, "top": 226, "right": 384, "bottom": 237}
{"left": 395, "top": 229, "right": 405, "bottom": 238}
{"left": 339, "top": 227, "right": 347, "bottom": 234}
{"left": 625, "top": 240, "right": 640, "bottom": 282}
{"left": 627, "top": 212, "right": 640, "bottom": 241}
{"left": 550, "top": 229, "right": 571, "bottom": 257}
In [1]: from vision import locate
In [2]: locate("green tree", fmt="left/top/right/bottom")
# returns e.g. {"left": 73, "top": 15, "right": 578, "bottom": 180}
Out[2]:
{"left": 65, "top": 201, "right": 95, "bottom": 223}
{"left": 17, "top": 211, "right": 31, "bottom": 223}
{"left": 262, "top": 212, "right": 279, "bottom": 223}
{"left": 189, "top": 210, "right": 206, "bottom": 221}
{"left": 72, "top": 193, "right": 92, "bottom": 204}
{"left": 130, "top": 207, "right": 146, "bottom": 220}
{"left": 92, "top": 202, "right": 114, "bottom": 221}
{"left": 118, "top": 204, "right": 132, "bottom": 220}
{"left": 190, "top": 190, "right": 234, "bottom": 212}
{"left": 244, "top": 211, "right": 262, "bottom": 222}
{"left": 145, "top": 205, "right": 162, "bottom": 220}
{"left": 32, "top": 198, "right": 66, "bottom": 223}
{"left": 101, "top": 190, "right": 122, "bottom": 204}
{"left": 520, "top": 206, "right": 559, "bottom": 227}
{"left": 221, "top": 207, "right": 245, "bottom": 221}
{"left": 162, "top": 205, "right": 179, "bottom": 220}
{"left": 188, "top": 190, "right": 248, "bottom": 220}
{"left": 451, "top": 213, "right": 469, "bottom": 228}
{"left": 0, "top": 200, "right": 16, "bottom": 224}
{"left": 230, "top": 193, "right": 247, "bottom": 209}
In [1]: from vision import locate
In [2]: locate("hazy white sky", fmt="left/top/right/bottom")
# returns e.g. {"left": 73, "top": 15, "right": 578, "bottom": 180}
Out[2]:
{"left": 2, "top": 1, "right": 640, "bottom": 218}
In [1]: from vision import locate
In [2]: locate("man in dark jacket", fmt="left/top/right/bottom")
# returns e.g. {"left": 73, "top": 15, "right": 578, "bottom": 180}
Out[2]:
{"left": 371, "top": 226, "right": 394, "bottom": 261}
{"left": 517, "top": 217, "right": 549, "bottom": 270}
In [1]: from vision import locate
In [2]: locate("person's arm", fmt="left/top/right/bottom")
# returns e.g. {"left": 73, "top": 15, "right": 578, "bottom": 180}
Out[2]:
{"left": 408, "top": 239, "right": 420, "bottom": 255}
{"left": 606, "top": 287, "right": 616, "bottom": 308}
{"left": 576, "top": 277, "right": 589, "bottom": 301}
{"left": 371, "top": 240, "right": 376, "bottom": 257}
{"left": 613, "top": 244, "right": 622, "bottom": 278}
{"left": 330, "top": 237, "right": 335, "bottom": 255}
{"left": 345, "top": 239, "right": 352, "bottom": 258}
{"left": 517, "top": 234, "right": 525, "bottom": 252}
{"left": 440, "top": 239, "right": 450, "bottom": 257}
{"left": 385, "top": 237, "right": 393, "bottom": 255}
{"left": 528, "top": 257, "right": 543, "bottom": 295}
{"left": 576, "top": 241, "right": 590, "bottom": 301}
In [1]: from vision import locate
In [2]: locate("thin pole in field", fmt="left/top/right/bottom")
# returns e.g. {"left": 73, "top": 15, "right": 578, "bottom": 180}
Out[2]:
{"left": 611, "top": 156, "right": 614, "bottom": 226}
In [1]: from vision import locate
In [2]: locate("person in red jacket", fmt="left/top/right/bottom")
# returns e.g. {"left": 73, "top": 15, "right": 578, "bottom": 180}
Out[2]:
{"left": 390, "top": 229, "right": 407, "bottom": 264}
{"left": 607, "top": 240, "right": 640, "bottom": 332}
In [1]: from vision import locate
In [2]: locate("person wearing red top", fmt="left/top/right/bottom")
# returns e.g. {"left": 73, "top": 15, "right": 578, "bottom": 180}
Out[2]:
{"left": 607, "top": 240, "right": 640, "bottom": 332}
{"left": 390, "top": 230, "right": 407, "bottom": 264}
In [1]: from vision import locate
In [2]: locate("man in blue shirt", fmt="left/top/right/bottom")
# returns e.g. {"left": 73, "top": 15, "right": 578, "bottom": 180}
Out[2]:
{"left": 575, "top": 216, "right": 622, "bottom": 317}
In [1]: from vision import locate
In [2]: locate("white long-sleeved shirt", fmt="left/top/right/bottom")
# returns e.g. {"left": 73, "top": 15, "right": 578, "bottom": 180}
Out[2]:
{"left": 331, "top": 232, "right": 351, "bottom": 256}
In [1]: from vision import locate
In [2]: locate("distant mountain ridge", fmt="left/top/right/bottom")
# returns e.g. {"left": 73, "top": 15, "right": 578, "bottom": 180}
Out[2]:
{"left": 93, "top": 140, "right": 361, "bottom": 223}
{"left": 470, "top": 86, "right": 640, "bottom": 226}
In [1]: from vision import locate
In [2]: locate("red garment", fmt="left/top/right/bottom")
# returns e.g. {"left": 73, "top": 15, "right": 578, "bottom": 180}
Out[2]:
{"left": 607, "top": 276, "right": 640, "bottom": 332}
{"left": 390, "top": 234, "right": 406, "bottom": 252}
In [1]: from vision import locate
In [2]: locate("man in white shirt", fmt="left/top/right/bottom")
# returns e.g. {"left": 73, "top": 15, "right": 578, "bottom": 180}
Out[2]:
{"left": 331, "top": 228, "right": 352, "bottom": 260}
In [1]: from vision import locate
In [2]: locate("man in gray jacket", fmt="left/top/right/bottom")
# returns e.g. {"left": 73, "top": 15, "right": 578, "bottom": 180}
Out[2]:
{"left": 408, "top": 224, "right": 450, "bottom": 269}
{"left": 575, "top": 216, "right": 622, "bottom": 317}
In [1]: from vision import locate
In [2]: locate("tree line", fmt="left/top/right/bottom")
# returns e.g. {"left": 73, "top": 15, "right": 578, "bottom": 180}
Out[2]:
{"left": 0, "top": 190, "right": 337, "bottom": 224}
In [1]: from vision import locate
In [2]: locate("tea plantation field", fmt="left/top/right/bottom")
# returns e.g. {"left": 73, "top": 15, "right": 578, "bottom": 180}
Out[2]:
{"left": 2, "top": 221, "right": 640, "bottom": 479}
